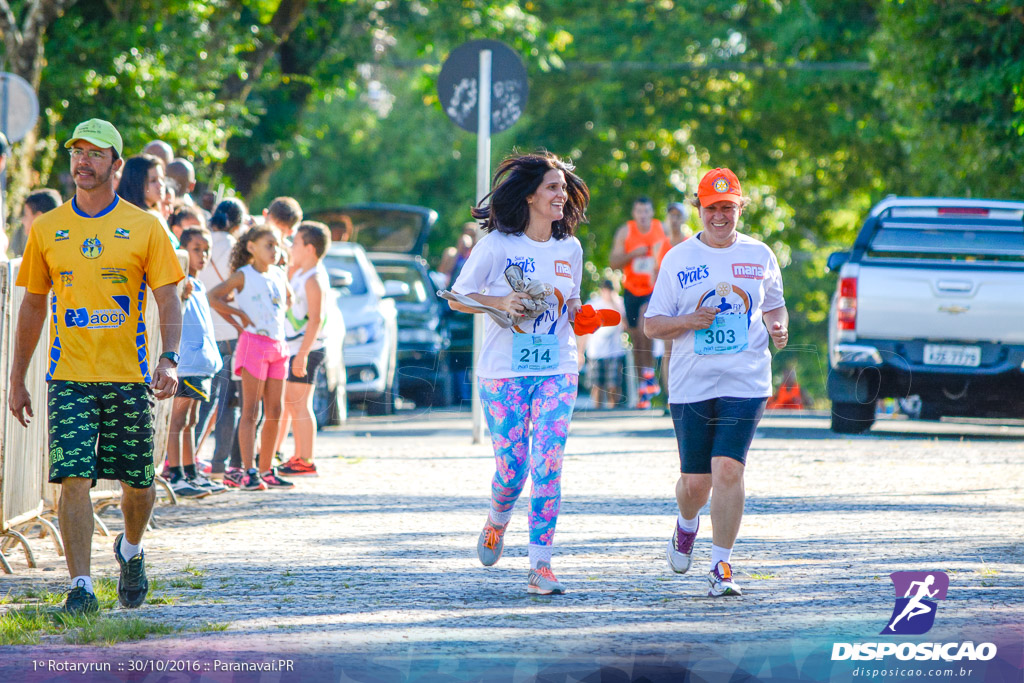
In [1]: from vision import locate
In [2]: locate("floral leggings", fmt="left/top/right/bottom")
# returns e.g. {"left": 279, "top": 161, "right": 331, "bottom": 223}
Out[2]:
{"left": 478, "top": 373, "right": 579, "bottom": 546}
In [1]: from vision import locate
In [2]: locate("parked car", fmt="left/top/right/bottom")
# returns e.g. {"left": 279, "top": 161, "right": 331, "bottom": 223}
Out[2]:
{"left": 368, "top": 253, "right": 454, "bottom": 407}
{"left": 826, "top": 197, "right": 1024, "bottom": 433}
{"left": 322, "top": 242, "right": 403, "bottom": 415}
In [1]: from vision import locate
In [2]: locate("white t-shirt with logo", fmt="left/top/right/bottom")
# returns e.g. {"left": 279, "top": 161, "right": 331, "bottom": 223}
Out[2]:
{"left": 452, "top": 230, "right": 583, "bottom": 379}
{"left": 645, "top": 232, "right": 785, "bottom": 403}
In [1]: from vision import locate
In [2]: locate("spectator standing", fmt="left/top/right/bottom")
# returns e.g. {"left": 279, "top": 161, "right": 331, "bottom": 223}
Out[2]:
{"left": 608, "top": 197, "right": 670, "bottom": 408}
{"left": 142, "top": 140, "right": 173, "bottom": 168}
{"left": 276, "top": 221, "right": 332, "bottom": 477}
{"left": 194, "top": 198, "right": 248, "bottom": 483}
{"left": 665, "top": 201, "right": 692, "bottom": 247}
{"left": 208, "top": 224, "right": 294, "bottom": 491}
{"left": 9, "top": 189, "right": 63, "bottom": 258}
{"left": 118, "top": 154, "right": 177, "bottom": 248}
{"left": 584, "top": 280, "right": 627, "bottom": 409}
{"left": 164, "top": 226, "right": 226, "bottom": 498}
{"left": 449, "top": 152, "right": 589, "bottom": 595}
{"left": 166, "top": 158, "right": 198, "bottom": 208}
{"left": 168, "top": 204, "right": 206, "bottom": 242}
{"left": 659, "top": 201, "right": 692, "bottom": 403}
{"left": 7, "top": 118, "right": 184, "bottom": 613}
{"left": 262, "top": 197, "right": 303, "bottom": 247}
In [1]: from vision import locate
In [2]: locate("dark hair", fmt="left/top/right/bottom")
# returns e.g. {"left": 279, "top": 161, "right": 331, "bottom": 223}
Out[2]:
{"left": 24, "top": 188, "right": 62, "bottom": 215}
{"left": 471, "top": 151, "right": 589, "bottom": 240}
{"left": 179, "top": 226, "right": 213, "bottom": 250}
{"left": 209, "top": 197, "right": 248, "bottom": 232}
{"left": 267, "top": 197, "right": 303, "bottom": 229}
{"left": 118, "top": 154, "right": 162, "bottom": 209}
{"left": 168, "top": 203, "right": 206, "bottom": 230}
{"left": 633, "top": 196, "right": 653, "bottom": 206}
{"left": 295, "top": 221, "right": 331, "bottom": 259}
{"left": 229, "top": 224, "right": 279, "bottom": 272}
{"left": 600, "top": 279, "right": 615, "bottom": 290}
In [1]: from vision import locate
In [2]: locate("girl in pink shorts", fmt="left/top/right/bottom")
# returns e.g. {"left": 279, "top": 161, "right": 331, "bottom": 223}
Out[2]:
{"left": 209, "top": 224, "right": 294, "bottom": 491}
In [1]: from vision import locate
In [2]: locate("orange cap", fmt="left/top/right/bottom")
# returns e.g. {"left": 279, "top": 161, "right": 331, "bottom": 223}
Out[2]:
{"left": 697, "top": 168, "right": 742, "bottom": 207}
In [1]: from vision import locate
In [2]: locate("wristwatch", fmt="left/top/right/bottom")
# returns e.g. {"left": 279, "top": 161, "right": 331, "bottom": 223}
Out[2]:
{"left": 158, "top": 351, "right": 179, "bottom": 366}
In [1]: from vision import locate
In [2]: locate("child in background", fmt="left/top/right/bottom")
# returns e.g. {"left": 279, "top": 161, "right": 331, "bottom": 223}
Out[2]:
{"left": 263, "top": 197, "right": 303, "bottom": 246}
{"left": 275, "top": 222, "right": 332, "bottom": 476}
{"left": 165, "top": 227, "right": 226, "bottom": 497}
{"left": 584, "top": 280, "right": 627, "bottom": 409}
{"left": 208, "top": 224, "right": 294, "bottom": 491}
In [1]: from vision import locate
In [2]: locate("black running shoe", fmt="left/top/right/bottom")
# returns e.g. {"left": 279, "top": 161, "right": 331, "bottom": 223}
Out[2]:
{"left": 113, "top": 533, "right": 149, "bottom": 608}
{"left": 63, "top": 581, "right": 99, "bottom": 614}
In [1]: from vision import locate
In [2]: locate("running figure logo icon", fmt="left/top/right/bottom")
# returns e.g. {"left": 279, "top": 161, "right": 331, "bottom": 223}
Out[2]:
{"left": 881, "top": 571, "right": 949, "bottom": 635}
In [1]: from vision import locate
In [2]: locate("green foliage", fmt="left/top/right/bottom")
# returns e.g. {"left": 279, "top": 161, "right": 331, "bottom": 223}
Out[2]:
{"left": 11, "top": 0, "right": 1021, "bottom": 398}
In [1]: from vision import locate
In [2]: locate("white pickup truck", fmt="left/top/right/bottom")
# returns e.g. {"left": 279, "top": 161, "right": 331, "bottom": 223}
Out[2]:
{"left": 826, "top": 197, "right": 1024, "bottom": 433}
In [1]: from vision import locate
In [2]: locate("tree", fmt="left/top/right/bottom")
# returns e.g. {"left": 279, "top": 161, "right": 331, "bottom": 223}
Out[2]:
{"left": 0, "top": 0, "right": 78, "bottom": 212}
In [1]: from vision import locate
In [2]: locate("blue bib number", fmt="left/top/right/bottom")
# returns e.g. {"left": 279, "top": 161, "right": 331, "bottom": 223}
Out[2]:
{"left": 694, "top": 314, "right": 748, "bottom": 355}
{"left": 512, "top": 334, "right": 559, "bottom": 372}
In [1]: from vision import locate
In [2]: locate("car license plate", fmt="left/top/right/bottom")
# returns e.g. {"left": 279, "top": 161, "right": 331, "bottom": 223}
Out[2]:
{"left": 923, "top": 344, "right": 981, "bottom": 367}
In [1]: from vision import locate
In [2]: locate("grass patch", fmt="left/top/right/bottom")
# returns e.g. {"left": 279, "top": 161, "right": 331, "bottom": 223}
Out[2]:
{"left": 747, "top": 571, "right": 779, "bottom": 580}
{"left": 169, "top": 578, "right": 204, "bottom": 590}
{"left": 65, "top": 616, "right": 180, "bottom": 645}
{"left": 193, "top": 622, "right": 229, "bottom": 633}
{"left": 182, "top": 563, "right": 208, "bottom": 577}
{"left": 0, "top": 606, "right": 180, "bottom": 646}
{"left": 977, "top": 560, "right": 998, "bottom": 578}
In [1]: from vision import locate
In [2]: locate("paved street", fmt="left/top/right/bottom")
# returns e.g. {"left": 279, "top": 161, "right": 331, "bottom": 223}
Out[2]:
{"left": 2, "top": 408, "right": 1022, "bottom": 680}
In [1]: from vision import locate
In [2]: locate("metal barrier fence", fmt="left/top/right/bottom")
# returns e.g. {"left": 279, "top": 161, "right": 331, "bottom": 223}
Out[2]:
{"left": 0, "top": 253, "right": 185, "bottom": 571}
{"left": 0, "top": 259, "right": 58, "bottom": 572}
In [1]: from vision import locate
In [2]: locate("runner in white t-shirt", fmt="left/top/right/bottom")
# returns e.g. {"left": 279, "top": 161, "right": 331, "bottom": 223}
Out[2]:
{"left": 449, "top": 152, "right": 590, "bottom": 596}
{"left": 644, "top": 168, "right": 789, "bottom": 598}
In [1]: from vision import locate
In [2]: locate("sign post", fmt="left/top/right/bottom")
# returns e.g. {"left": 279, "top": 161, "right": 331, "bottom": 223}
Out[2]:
{"left": 0, "top": 72, "right": 40, "bottom": 234}
{"left": 438, "top": 40, "right": 528, "bottom": 444}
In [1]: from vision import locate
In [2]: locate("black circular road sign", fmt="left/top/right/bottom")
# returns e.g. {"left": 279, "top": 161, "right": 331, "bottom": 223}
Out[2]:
{"left": 437, "top": 39, "right": 528, "bottom": 134}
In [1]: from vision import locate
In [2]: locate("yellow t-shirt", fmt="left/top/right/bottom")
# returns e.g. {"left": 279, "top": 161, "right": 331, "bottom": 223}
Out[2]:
{"left": 17, "top": 197, "right": 185, "bottom": 383}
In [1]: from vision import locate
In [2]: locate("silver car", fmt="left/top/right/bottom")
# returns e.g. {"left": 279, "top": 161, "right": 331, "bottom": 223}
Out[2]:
{"left": 323, "top": 242, "right": 404, "bottom": 415}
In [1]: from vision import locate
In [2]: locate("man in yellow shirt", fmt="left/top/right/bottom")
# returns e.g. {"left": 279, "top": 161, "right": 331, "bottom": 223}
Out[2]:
{"left": 7, "top": 119, "right": 184, "bottom": 614}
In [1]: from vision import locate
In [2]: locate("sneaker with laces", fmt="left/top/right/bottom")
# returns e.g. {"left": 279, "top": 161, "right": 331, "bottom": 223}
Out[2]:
{"left": 62, "top": 581, "right": 99, "bottom": 614}
{"left": 707, "top": 560, "right": 742, "bottom": 597}
{"left": 667, "top": 518, "right": 699, "bottom": 574}
{"left": 278, "top": 456, "right": 318, "bottom": 477}
{"left": 222, "top": 467, "right": 245, "bottom": 488}
{"left": 242, "top": 468, "right": 267, "bottom": 491}
{"left": 113, "top": 533, "right": 149, "bottom": 608}
{"left": 198, "top": 459, "right": 213, "bottom": 475}
{"left": 169, "top": 473, "right": 210, "bottom": 499}
{"left": 476, "top": 518, "right": 508, "bottom": 567}
{"left": 261, "top": 469, "right": 295, "bottom": 489}
{"left": 190, "top": 473, "right": 228, "bottom": 495}
{"left": 527, "top": 562, "right": 565, "bottom": 595}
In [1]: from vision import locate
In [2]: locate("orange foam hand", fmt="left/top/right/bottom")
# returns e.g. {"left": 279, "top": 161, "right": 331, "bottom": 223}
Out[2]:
{"left": 573, "top": 304, "right": 601, "bottom": 336}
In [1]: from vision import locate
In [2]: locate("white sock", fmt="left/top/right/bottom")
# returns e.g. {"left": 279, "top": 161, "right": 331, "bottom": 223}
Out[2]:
{"left": 528, "top": 543, "right": 552, "bottom": 569}
{"left": 71, "top": 575, "right": 94, "bottom": 594}
{"left": 120, "top": 535, "right": 142, "bottom": 561}
{"left": 710, "top": 544, "right": 732, "bottom": 571}
{"left": 489, "top": 507, "right": 513, "bottom": 526}
{"left": 677, "top": 513, "right": 699, "bottom": 533}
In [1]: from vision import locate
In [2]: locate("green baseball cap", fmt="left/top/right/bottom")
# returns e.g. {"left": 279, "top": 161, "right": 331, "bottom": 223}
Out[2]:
{"left": 64, "top": 118, "right": 123, "bottom": 157}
